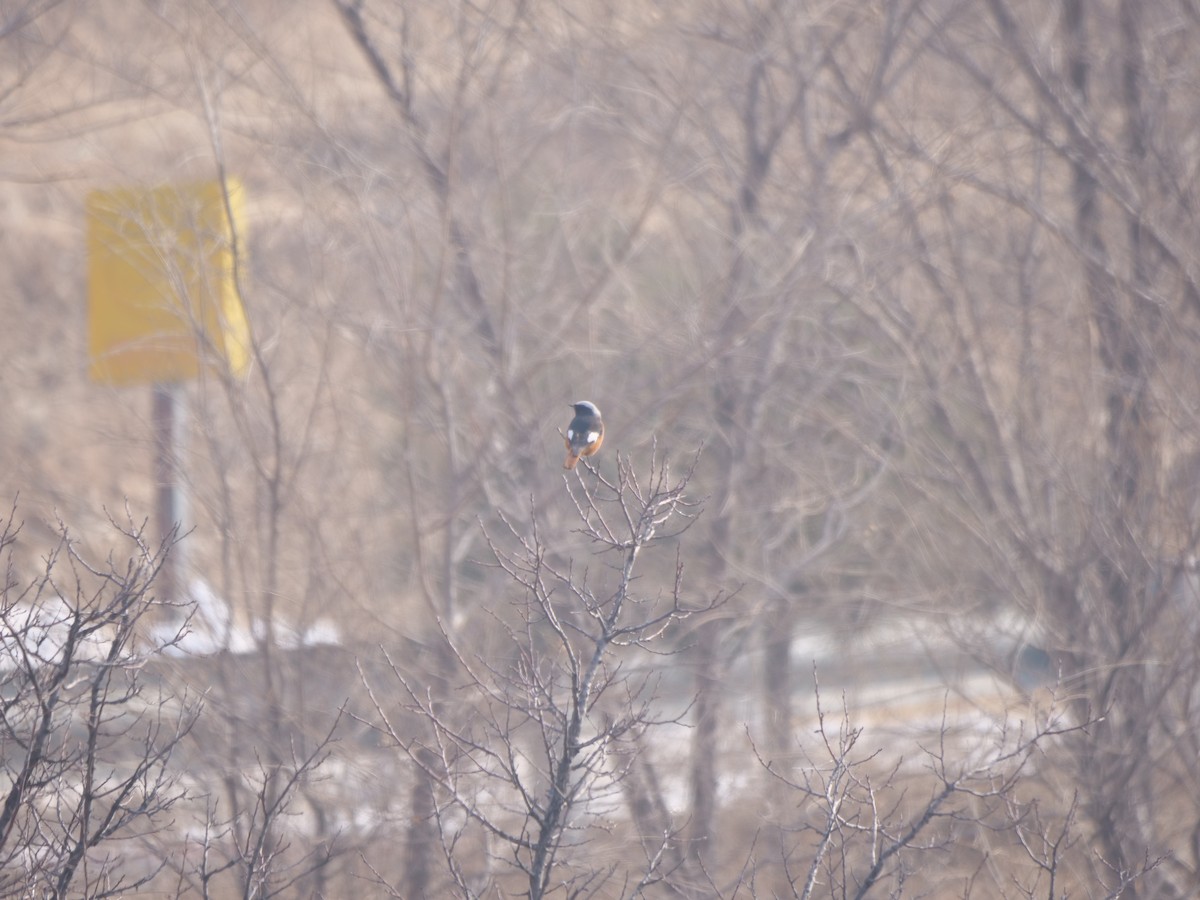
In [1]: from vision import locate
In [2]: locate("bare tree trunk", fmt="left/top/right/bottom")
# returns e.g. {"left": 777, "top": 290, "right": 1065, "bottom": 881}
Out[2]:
{"left": 762, "top": 595, "right": 796, "bottom": 756}
{"left": 687, "top": 618, "right": 721, "bottom": 871}
{"left": 1061, "top": 2, "right": 1159, "bottom": 894}
{"left": 687, "top": 361, "right": 741, "bottom": 872}
{"left": 1061, "top": 3, "right": 1134, "bottom": 891}
{"left": 402, "top": 745, "right": 438, "bottom": 897}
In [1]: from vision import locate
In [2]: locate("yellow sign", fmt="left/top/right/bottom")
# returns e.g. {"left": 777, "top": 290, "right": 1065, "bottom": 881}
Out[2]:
{"left": 87, "top": 180, "right": 250, "bottom": 385}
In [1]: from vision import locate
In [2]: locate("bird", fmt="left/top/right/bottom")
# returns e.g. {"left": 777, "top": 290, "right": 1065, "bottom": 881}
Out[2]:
{"left": 563, "top": 401, "right": 604, "bottom": 470}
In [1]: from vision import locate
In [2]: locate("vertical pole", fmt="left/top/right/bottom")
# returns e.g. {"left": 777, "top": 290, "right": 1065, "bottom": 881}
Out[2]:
{"left": 152, "top": 382, "right": 189, "bottom": 608}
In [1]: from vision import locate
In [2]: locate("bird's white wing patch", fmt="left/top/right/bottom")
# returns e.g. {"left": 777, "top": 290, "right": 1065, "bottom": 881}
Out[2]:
{"left": 587, "top": 431, "right": 600, "bottom": 444}
{"left": 567, "top": 429, "right": 574, "bottom": 441}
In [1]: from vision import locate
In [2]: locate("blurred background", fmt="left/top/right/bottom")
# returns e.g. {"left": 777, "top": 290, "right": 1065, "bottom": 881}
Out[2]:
{"left": 2, "top": 0, "right": 1200, "bottom": 896}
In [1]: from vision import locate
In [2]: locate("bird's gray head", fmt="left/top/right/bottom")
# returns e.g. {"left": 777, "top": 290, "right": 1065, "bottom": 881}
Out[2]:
{"left": 571, "top": 401, "right": 600, "bottom": 417}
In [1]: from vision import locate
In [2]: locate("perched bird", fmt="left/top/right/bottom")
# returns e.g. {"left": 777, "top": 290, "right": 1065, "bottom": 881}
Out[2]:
{"left": 563, "top": 401, "right": 604, "bottom": 470}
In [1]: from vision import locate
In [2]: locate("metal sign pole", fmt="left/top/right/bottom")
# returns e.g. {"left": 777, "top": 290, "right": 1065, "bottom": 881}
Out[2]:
{"left": 152, "top": 381, "right": 188, "bottom": 608}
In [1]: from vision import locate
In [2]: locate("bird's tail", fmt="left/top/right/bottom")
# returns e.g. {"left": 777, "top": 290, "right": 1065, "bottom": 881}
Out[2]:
{"left": 563, "top": 452, "right": 580, "bottom": 470}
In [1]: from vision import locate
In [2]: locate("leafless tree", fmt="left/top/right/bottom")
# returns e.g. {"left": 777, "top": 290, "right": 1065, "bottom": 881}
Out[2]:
{"left": 833, "top": 0, "right": 1200, "bottom": 895}
{"left": 0, "top": 503, "right": 196, "bottom": 898}
{"left": 174, "top": 712, "right": 343, "bottom": 900}
{"left": 612, "top": 2, "right": 907, "bottom": 873}
{"left": 747, "top": 678, "right": 1157, "bottom": 899}
{"left": 360, "top": 452, "right": 718, "bottom": 897}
